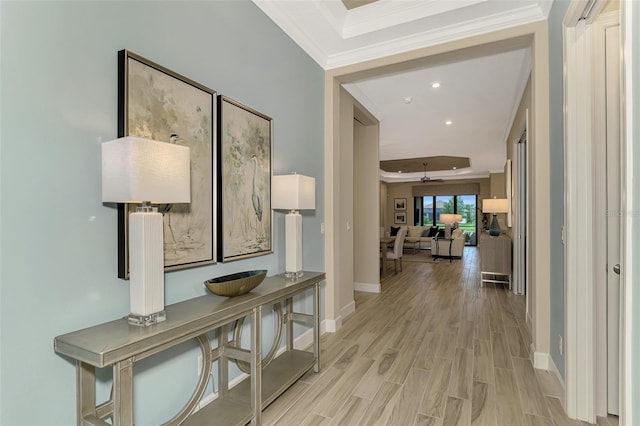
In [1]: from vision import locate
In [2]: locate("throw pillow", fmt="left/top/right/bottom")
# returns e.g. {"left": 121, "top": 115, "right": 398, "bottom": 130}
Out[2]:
{"left": 390, "top": 226, "right": 400, "bottom": 236}
{"left": 427, "top": 226, "right": 439, "bottom": 237}
{"left": 421, "top": 229, "right": 430, "bottom": 237}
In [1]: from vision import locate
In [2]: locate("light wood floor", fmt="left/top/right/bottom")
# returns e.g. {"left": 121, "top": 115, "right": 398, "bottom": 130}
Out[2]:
{"left": 262, "top": 247, "right": 619, "bottom": 426}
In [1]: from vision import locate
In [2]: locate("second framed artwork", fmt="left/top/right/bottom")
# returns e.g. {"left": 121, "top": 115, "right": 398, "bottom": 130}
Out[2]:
{"left": 394, "top": 198, "right": 407, "bottom": 210}
{"left": 217, "top": 96, "right": 273, "bottom": 262}
{"left": 394, "top": 212, "right": 407, "bottom": 224}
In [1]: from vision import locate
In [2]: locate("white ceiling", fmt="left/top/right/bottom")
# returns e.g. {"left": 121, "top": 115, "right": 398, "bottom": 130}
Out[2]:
{"left": 345, "top": 46, "right": 531, "bottom": 182}
{"left": 253, "top": 0, "right": 551, "bottom": 182}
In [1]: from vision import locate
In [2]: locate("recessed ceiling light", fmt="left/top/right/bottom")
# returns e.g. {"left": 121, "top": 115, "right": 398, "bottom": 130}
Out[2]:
{"left": 453, "top": 166, "right": 457, "bottom": 170}
{"left": 403, "top": 96, "right": 412, "bottom": 104}
{"left": 398, "top": 170, "right": 402, "bottom": 174}
{"left": 431, "top": 82, "right": 441, "bottom": 88}
{"left": 445, "top": 120, "right": 453, "bottom": 125}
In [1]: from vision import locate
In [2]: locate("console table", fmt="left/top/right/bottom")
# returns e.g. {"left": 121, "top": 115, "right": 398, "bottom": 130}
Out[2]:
{"left": 54, "top": 271, "right": 325, "bottom": 426}
{"left": 479, "top": 233, "right": 512, "bottom": 289}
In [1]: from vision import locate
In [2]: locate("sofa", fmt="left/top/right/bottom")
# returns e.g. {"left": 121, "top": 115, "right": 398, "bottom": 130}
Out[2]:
{"left": 389, "top": 225, "right": 441, "bottom": 251}
{"left": 431, "top": 228, "right": 466, "bottom": 259}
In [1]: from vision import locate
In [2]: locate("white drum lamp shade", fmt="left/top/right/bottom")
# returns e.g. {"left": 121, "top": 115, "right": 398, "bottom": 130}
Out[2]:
{"left": 482, "top": 198, "right": 508, "bottom": 236}
{"left": 102, "top": 136, "right": 190, "bottom": 325}
{"left": 272, "top": 174, "right": 315, "bottom": 278}
{"left": 439, "top": 214, "right": 462, "bottom": 224}
{"left": 439, "top": 214, "right": 462, "bottom": 238}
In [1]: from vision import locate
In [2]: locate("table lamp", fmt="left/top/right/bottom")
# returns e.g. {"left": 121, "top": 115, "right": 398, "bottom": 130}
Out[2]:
{"left": 102, "top": 136, "right": 190, "bottom": 326}
{"left": 482, "top": 198, "right": 508, "bottom": 236}
{"left": 440, "top": 213, "right": 463, "bottom": 239}
{"left": 272, "top": 173, "right": 315, "bottom": 278}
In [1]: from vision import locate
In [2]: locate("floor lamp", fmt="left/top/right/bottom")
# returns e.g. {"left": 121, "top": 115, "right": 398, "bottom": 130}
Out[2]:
{"left": 272, "top": 174, "right": 315, "bottom": 278}
{"left": 482, "top": 198, "right": 508, "bottom": 236}
{"left": 102, "top": 136, "right": 190, "bottom": 326}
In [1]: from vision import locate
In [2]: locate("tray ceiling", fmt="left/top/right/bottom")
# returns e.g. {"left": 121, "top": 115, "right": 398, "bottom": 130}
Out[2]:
{"left": 254, "top": 0, "right": 549, "bottom": 183}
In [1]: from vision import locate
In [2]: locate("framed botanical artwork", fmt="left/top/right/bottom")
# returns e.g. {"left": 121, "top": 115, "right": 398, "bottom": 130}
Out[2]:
{"left": 395, "top": 212, "right": 407, "bottom": 224}
{"left": 217, "top": 96, "right": 273, "bottom": 262}
{"left": 117, "top": 49, "right": 217, "bottom": 278}
{"left": 394, "top": 198, "right": 407, "bottom": 210}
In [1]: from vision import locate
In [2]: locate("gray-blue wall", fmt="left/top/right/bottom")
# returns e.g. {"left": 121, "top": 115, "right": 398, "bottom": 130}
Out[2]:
{"left": 0, "top": 1, "right": 324, "bottom": 424}
{"left": 548, "top": 0, "right": 570, "bottom": 379}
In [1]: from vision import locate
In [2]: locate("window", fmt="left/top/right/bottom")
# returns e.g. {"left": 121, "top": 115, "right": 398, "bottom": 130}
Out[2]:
{"left": 415, "top": 194, "right": 478, "bottom": 245}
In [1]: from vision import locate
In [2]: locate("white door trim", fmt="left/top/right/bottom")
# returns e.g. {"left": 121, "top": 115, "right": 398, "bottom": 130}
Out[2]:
{"left": 620, "top": 1, "right": 637, "bottom": 424}
{"left": 563, "top": 0, "right": 608, "bottom": 422}
{"left": 591, "top": 11, "right": 621, "bottom": 417}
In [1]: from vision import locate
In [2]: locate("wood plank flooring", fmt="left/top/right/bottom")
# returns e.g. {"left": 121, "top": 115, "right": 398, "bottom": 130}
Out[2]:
{"left": 263, "top": 247, "right": 619, "bottom": 426}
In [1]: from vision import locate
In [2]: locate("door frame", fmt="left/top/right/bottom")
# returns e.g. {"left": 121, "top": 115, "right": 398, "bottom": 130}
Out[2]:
{"left": 591, "top": 10, "right": 620, "bottom": 417}
{"left": 563, "top": 7, "right": 597, "bottom": 420}
{"left": 325, "top": 20, "right": 551, "bottom": 380}
{"left": 564, "top": 0, "right": 635, "bottom": 423}
{"left": 620, "top": 0, "right": 638, "bottom": 423}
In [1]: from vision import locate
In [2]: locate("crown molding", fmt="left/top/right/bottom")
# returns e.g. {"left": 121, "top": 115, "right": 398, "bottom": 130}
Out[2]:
{"left": 500, "top": 48, "right": 533, "bottom": 146}
{"left": 252, "top": 0, "right": 330, "bottom": 68}
{"left": 254, "top": 0, "right": 548, "bottom": 70}
{"left": 325, "top": 4, "right": 546, "bottom": 68}
{"left": 325, "top": 0, "right": 488, "bottom": 39}
{"left": 342, "top": 83, "right": 384, "bottom": 121}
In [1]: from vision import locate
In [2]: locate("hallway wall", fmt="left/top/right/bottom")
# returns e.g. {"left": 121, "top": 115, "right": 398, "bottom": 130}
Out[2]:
{"left": 548, "top": 0, "right": 571, "bottom": 379}
{"left": 0, "top": 2, "right": 324, "bottom": 424}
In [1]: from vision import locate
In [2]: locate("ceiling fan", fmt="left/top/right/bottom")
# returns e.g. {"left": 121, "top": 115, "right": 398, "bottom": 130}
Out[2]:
{"left": 420, "top": 162, "right": 444, "bottom": 183}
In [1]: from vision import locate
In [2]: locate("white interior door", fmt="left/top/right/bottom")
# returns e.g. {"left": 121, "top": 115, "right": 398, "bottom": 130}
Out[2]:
{"left": 604, "top": 21, "right": 621, "bottom": 416}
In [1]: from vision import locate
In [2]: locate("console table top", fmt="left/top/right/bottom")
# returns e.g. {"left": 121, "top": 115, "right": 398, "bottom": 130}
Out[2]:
{"left": 54, "top": 271, "right": 325, "bottom": 368}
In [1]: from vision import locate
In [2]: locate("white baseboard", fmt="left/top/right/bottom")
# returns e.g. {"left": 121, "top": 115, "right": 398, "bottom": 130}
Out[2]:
{"left": 341, "top": 300, "right": 356, "bottom": 319}
{"left": 290, "top": 320, "right": 328, "bottom": 350}
{"left": 548, "top": 352, "right": 566, "bottom": 409}
{"left": 354, "top": 281, "right": 381, "bottom": 293}
{"left": 531, "top": 343, "right": 550, "bottom": 370}
{"left": 325, "top": 316, "right": 342, "bottom": 332}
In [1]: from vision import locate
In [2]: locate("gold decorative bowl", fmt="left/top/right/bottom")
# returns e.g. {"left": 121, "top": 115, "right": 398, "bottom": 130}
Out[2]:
{"left": 204, "top": 270, "right": 267, "bottom": 297}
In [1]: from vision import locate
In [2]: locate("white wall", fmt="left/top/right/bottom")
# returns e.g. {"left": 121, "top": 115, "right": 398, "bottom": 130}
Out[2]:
{"left": 0, "top": 2, "right": 324, "bottom": 424}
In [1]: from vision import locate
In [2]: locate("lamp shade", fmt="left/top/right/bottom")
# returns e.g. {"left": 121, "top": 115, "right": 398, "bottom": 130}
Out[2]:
{"left": 482, "top": 198, "right": 509, "bottom": 214}
{"left": 102, "top": 136, "right": 190, "bottom": 204}
{"left": 440, "top": 214, "right": 462, "bottom": 224}
{"left": 272, "top": 174, "right": 315, "bottom": 210}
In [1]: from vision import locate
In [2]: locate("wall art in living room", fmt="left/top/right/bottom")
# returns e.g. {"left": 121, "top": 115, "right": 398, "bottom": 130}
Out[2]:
{"left": 117, "top": 49, "right": 217, "bottom": 278}
{"left": 217, "top": 96, "right": 273, "bottom": 262}
{"left": 395, "top": 211, "right": 407, "bottom": 224}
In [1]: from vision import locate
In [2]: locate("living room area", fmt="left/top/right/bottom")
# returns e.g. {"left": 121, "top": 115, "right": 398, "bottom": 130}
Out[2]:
{"left": 379, "top": 170, "right": 511, "bottom": 266}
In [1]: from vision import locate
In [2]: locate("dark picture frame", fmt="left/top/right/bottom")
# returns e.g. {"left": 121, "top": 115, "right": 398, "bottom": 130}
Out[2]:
{"left": 217, "top": 96, "right": 273, "bottom": 262}
{"left": 117, "top": 49, "right": 217, "bottom": 278}
{"left": 394, "top": 198, "right": 407, "bottom": 210}
{"left": 395, "top": 212, "right": 407, "bottom": 224}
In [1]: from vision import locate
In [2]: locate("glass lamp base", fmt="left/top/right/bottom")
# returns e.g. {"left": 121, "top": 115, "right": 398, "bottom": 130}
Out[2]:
{"left": 284, "top": 271, "right": 304, "bottom": 279}
{"left": 489, "top": 214, "right": 501, "bottom": 236}
{"left": 128, "top": 310, "right": 166, "bottom": 326}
